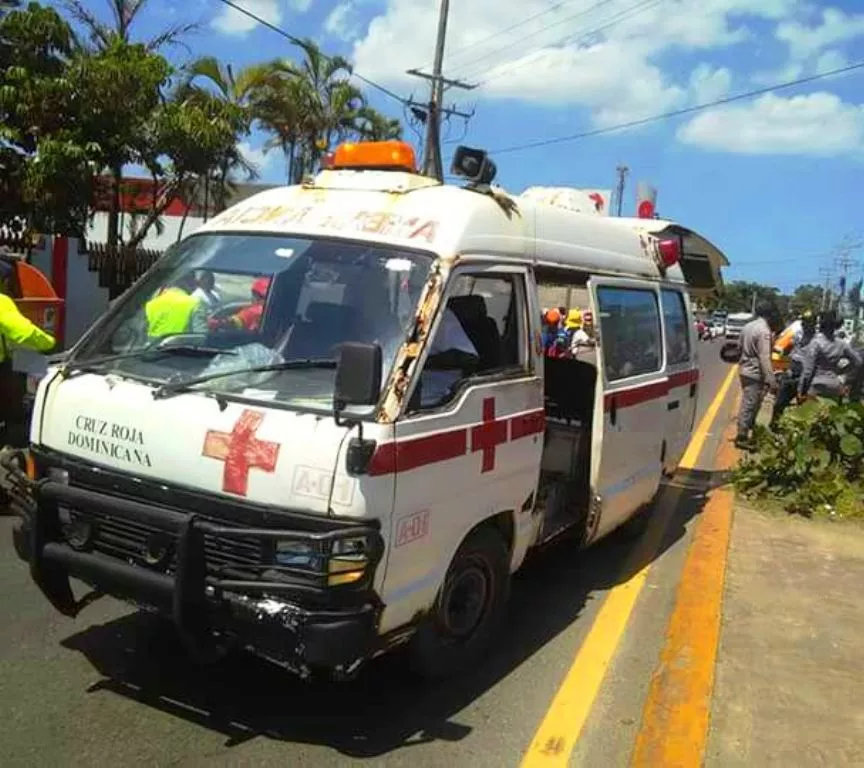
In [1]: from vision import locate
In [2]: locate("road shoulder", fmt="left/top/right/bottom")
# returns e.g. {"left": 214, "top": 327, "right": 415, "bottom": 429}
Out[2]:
{"left": 706, "top": 504, "right": 864, "bottom": 767}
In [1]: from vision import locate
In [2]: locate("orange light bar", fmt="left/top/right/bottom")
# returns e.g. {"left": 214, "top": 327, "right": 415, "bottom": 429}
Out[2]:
{"left": 331, "top": 141, "right": 417, "bottom": 172}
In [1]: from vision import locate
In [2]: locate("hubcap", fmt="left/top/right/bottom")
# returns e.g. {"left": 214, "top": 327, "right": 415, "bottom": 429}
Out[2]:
{"left": 440, "top": 558, "right": 490, "bottom": 639}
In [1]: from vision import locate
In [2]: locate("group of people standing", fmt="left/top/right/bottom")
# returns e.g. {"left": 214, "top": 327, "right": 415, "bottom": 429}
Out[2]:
{"left": 541, "top": 306, "right": 595, "bottom": 359}
{"left": 735, "top": 302, "right": 862, "bottom": 450}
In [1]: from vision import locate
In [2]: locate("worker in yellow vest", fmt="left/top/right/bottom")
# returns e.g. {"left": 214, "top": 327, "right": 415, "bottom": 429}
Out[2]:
{"left": 144, "top": 273, "right": 206, "bottom": 339}
{"left": 0, "top": 260, "right": 56, "bottom": 447}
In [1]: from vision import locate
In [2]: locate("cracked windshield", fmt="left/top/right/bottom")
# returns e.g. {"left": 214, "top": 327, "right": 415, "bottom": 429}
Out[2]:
{"left": 77, "top": 234, "right": 433, "bottom": 409}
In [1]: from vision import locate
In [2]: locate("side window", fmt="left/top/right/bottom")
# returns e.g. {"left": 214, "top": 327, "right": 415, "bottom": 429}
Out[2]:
{"left": 413, "top": 273, "right": 526, "bottom": 410}
{"left": 596, "top": 286, "right": 661, "bottom": 381}
{"left": 661, "top": 289, "right": 691, "bottom": 366}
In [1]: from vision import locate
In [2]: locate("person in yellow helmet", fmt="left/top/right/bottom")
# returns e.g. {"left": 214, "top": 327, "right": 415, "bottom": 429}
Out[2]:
{"left": 0, "top": 260, "right": 56, "bottom": 447}
{"left": 144, "top": 273, "right": 207, "bottom": 339}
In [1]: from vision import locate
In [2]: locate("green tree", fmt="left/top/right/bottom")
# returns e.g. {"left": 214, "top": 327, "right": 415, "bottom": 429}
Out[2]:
{"left": 0, "top": 2, "right": 98, "bottom": 236}
{"left": 716, "top": 281, "right": 782, "bottom": 314}
{"left": 789, "top": 284, "right": 824, "bottom": 315}
{"left": 61, "top": 0, "right": 196, "bottom": 250}
{"left": 252, "top": 41, "right": 404, "bottom": 183}
{"left": 177, "top": 56, "right": 271, "bottom": 213}
{"left": 355, "top": 106, "right": 403, "bottom": 141}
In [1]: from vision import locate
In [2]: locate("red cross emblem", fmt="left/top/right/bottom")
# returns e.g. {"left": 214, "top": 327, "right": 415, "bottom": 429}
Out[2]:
{"left": 202, "top": 409, "right": 281, "bottom": 496}
{"left": 471, "top": 397, "right": 509, "bottom": 473}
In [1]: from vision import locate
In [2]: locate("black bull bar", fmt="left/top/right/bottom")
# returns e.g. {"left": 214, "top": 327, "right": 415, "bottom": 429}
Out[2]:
{"left": 29, "top": 480, "right": 385, "bottom": 668}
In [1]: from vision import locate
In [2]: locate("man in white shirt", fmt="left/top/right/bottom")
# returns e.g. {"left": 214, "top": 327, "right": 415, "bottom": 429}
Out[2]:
{"left": 192, "top": 271, "right": 222, "bottom": 310}
{"left": 420, "top": 306, "right": 479, "bottom": 406}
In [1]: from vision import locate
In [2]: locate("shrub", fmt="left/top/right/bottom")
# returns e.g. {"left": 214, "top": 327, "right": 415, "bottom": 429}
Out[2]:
{"left": 734, "top": 398, "right": 864, "bottom": 519}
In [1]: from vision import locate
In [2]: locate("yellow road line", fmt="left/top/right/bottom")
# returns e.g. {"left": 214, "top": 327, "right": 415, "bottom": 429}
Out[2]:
{"left": 630, "top": 413, "right": 739, "bottom": 768}
{"left": 520, "top": 370, "right": 738, "bottom": 768}
{"left": 678, "top": 364, "right": 738, "bottom": 469}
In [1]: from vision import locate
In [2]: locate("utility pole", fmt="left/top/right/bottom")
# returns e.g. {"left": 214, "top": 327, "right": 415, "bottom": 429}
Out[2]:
{"left": 818, "top": 266, "right": 834, "bottom": 311}
{"left": 406, "top": 0, "right": 476, "bottom": 181}
{"left": 834, "top": 236, "right": 861, "bottom": 318}
{"left": 614, "top": 165, "right": 628, "bottom": 217}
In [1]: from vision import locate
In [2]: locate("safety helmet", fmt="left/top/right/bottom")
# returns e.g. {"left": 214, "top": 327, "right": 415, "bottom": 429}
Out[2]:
{"left": 252, "top": 276, "right": 271, "bottom": 299}
{"left": 565, "top": 308, "right": 583, "bottom": 329}
{"left": 544, "top": 308, "right": 561, "bottom": 325}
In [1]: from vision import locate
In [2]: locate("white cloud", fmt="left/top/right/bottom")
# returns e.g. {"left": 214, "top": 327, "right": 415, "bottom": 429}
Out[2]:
{"left": 236, "top": 141, "right": 279, "bottom": 179}
{"left": 212, "top": 0, "right": 312, "bottom": 37}
{"left": 689, "top": 64, "right": 732, "bottom": 103}
{"left": 324, "top": 2, "right": 356, "bottom": 40}
{"left": 351, "top": 0, "right": 801, "bottom": 123}
{"left": 815, "top": 48, "right": 848, "bottom": 76}
{"left": 776, "top": 8, "right": 864, "bottom": 61}
{"left": 676, "top": 92, "right": 864, "bottom": 155}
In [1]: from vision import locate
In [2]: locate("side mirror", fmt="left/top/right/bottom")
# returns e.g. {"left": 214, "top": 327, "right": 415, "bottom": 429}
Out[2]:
{"left": 720, "top": 341, "right": 741, "bottom": 364}
{"left": 334, "top": 342, "right": 382, "bottom": 411}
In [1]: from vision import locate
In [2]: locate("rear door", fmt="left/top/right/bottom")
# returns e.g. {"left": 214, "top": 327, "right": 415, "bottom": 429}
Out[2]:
{"left": 660, "top": 288, "right": 699, "bottom": 472}
{"left": 589, "top": 278, "right": 667, "bottom": 540}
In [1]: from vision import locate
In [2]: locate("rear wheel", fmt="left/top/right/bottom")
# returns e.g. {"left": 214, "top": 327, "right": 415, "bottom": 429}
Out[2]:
{"left": 408, "top": 525, "right": 510, "bottom": 680}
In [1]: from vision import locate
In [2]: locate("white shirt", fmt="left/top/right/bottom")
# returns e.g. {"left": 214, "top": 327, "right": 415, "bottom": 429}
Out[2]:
{"left": 192, "top": 287, "right": 222, "bottom": 310}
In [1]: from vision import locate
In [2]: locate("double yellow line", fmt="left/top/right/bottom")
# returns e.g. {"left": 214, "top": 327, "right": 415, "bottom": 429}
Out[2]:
{"left": 521, "top": 365, "right": 738, "bottom": 767}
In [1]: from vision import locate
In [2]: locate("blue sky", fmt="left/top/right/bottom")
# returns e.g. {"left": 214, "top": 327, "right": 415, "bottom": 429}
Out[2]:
{"left": 59, "top": 0, "right": 864, "bottom": 295}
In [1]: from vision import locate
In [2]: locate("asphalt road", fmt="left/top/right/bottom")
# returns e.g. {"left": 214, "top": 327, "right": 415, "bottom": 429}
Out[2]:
{"left": 0, "top": 341, "right": 732, "bottom": 768}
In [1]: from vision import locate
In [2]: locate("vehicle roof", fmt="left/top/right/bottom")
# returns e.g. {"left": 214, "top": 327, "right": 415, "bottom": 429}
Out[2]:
{"left": 197, "top": 170, "right": 729, "bottom": 291}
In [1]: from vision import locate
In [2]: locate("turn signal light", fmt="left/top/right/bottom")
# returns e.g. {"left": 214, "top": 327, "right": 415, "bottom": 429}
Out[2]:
{"left": 331, "top": 141, "right": 417, "bottom": 172}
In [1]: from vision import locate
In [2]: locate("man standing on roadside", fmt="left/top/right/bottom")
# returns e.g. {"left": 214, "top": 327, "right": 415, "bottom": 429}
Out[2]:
{"left": 735, "top": 301, "right": 779, "bottom": 449}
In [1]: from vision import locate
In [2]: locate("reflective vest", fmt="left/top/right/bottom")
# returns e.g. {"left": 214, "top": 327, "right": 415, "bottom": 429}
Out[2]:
{"left": 0, "top": 292, "right": 55, "bottom": 363}
{"left": 145, "top": 287, "right": 200, "bottom": 338}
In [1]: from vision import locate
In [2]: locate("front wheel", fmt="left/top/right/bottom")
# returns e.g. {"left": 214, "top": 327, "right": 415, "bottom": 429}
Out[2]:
{"left": 408, "top": 525, "right": 511, "bottom": 680}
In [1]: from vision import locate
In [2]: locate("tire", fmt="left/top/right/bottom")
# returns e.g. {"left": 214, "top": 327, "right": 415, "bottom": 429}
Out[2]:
{"left": 408, "top": 525, "right": 511, "bottom": 681}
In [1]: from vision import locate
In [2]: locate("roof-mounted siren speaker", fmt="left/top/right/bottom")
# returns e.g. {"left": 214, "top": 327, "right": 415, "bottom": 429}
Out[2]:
{"left": 451, "top": 146, "right": 497, "bottom": 185}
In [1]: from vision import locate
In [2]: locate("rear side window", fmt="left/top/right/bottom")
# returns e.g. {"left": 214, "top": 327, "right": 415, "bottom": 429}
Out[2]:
{"left": 661, "top": 289, "right": 691, "bottom": 365}
{"left": 596, "top": 286, "right": 662, "bottom": 381}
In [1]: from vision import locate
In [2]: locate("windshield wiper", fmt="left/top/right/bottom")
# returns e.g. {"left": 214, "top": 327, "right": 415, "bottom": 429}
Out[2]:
{"left": 152, "top": 359, "right": 338, "bottom": 400}
{"left": 60, "top": 343, "right": 237, "bottom": 379}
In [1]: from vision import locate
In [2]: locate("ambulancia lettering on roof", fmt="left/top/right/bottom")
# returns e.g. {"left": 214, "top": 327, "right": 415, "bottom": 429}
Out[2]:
{"left": 211, "top": 203, "right": 439, "bottom": 244}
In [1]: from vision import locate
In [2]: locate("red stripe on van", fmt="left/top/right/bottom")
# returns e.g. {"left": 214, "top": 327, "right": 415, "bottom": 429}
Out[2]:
{"left": 510, "top": 409, "right": 546, "bottom": 439}
{"left": 603, "top": 368, "right": 699, "bottom": 411}
{"left": 668, "top": 368, "right": 699, "bottom": 388}
{"left": 367, "top": 408, "right": 546, "bottom": 477}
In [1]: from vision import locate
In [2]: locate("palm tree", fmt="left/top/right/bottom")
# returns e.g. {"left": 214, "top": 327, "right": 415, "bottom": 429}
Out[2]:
{"left": 61, "top": 0, "right": 195, "bottom": 51}
{"left": 178, "top": 57, "right": 276, "bottom": 215}
{"left": 61, "top": 0, "right": 196, "bottom": 251}
{"left": 355, "top": 107, "right": 403, "bottom": 141}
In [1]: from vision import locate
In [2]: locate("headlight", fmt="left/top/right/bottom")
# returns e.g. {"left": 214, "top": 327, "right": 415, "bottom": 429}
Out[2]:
{"left": 274, "top": 540, "right": 320, "bottom": 569}
{"left": 328, "top": 536, "right": 370, "bottom": 587}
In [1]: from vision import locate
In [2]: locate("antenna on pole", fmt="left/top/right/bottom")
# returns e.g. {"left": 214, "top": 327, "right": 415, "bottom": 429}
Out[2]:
{"left": 406, "top": 0, "right": 476, "bottom": 181}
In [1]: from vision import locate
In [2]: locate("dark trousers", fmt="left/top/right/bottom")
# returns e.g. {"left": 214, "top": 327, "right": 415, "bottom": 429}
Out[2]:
{"left": 737, "top": 376, "right": 766, "bottom": 440}
{"left": 771, "top": 363, "right": 802, "bottom": 425}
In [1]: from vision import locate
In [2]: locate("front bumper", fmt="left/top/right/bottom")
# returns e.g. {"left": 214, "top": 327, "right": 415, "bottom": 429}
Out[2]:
{"left": 23, "top": 451, "right": 385, "bottom": 672}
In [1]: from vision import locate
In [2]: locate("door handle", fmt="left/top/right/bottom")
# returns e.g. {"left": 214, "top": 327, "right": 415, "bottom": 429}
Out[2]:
{"left": 689, "top": 382, "right": 697, "bottom": 398}
{"left": 609, "top": 396, "right": 617, "bottom": 427}
{"left": 667, "top": 400, "right": 680, "bottom": 411}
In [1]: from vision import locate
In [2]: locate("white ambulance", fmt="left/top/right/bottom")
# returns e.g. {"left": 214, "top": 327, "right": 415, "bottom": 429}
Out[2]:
{"left": 13, "top": 142, "right": 728, "bottom": 680}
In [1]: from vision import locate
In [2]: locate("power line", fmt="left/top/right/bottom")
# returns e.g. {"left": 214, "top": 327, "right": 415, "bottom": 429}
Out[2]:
{"left": 473, "top": 0, "right": 663, "bottom": 88}
{"left": 490, "top": 59, "right": 864, "bottom": 155}
{"left": 213, "top": 0, "right": 408, "bottom": 105}
{"left": 415, "top": 0, "right": 599, "bottom": 73}
{"left": 451, "top": 0, "right": 617, "bottom": 80}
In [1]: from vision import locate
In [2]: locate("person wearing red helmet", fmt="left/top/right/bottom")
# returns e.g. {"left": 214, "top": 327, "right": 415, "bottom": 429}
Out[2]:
{"left": 208, "top": 275, "right": 271, "bottom": 332}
